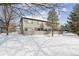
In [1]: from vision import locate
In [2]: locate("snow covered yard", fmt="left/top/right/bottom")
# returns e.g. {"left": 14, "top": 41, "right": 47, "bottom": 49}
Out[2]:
{"left": 0, "top": 32, "right": 79, "bottom": 56}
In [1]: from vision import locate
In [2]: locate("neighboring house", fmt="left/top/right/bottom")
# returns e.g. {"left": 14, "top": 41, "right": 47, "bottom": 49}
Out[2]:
{"left": 0, "top": 22, "right": 16, "bottom": 33}
{"left": 20, "top": 17, "right": 51, "bottom": 35}
{"left": 8, "top": 23, "right": 16, "bottom": 32}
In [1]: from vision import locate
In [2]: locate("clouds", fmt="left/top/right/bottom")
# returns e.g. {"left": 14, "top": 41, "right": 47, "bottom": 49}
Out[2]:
{"left": 32, "top": 7, "right": 68, "bottom": 22}
{"left": 62, "top": 8, "right": 68, "bottom": 12}
{"left": 55, "top": 8, "right": 60, "bottom": 15}
{"left": 31, "top": 10, "right": 48, "bottom": 21}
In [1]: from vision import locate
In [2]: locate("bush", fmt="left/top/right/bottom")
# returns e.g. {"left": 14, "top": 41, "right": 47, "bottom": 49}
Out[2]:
{"left": 75, "top": 31, "right": 79, "bottom": 36}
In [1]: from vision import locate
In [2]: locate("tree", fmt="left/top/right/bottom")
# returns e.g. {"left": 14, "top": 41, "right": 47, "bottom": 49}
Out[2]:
{"left": 59, "top": 25, "right": 65, "bottom": 34}
{"left": 0, "top": 4, "right": 25, "bottom": 35}
{"left": 40, "top": 23, "right": 44, "bottom": 31}
{"left": 47, "top": 9, "right": 59, "bottom": 36}
{"left": 67, "top": 4, "right": 79, "bottom": 35}
{"left": 0, "top": 4, "right": 15, "bottom": 35}
{"left": 59, "top": 24, "right": 70, "bottom": 34}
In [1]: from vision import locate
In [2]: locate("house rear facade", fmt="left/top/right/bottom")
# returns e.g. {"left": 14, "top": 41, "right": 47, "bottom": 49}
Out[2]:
{"left": 20, "top": 17, "right": 51, "bottom": 35}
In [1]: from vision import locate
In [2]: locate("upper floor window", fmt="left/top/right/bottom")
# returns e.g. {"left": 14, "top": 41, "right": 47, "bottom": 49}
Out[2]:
{"left": 38, "top": 22, "right": 42, "bottom": 24}
{"left": 28, "top": 20, "right": 33, "bottom": 24}
{"left": 34, "top": 21, "right": 38, "bottom": 24}
{"left": 25, "top": 28, "right": 28, "bottom": 31}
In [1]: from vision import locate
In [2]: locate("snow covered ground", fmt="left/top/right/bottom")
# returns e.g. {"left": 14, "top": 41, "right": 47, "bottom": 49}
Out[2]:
{"left": 0, "top": 32, "right": 79, "bottom": 56}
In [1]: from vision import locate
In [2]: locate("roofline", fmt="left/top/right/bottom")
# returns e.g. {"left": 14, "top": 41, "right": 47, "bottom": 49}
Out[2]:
{"left": 21, "top": 17, "right": 47, "bottom": 22}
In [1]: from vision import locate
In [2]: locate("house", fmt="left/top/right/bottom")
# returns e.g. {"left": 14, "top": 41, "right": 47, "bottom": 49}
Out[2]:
{"left": 20, "top": 17, "right": 51, "bottom": 35}
{"left": 8, "top": 23, "right": 16, "bottom": 32}
{"left": 0, "top": 22, "right": 16, "bottom": 33}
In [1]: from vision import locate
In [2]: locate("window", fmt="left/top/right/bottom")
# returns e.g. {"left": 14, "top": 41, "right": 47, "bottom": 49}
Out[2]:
{"left": 36, "top": 28, "right": 44, "bottom": 31}
{"left": 37, "top": 28, "right": 41, "bottom": 31}
{"left": 25, "top": 28, "right": 28, "bottom": 31}
{"left": 44, "top": 29, "right": 48, "bottom": 31}
{"left": 28, "top": 20, "right": 33, "bottom": 24}
{"left": 40, "top": 28, "right": 43, "bottom": 31}
{"left": 24, "top": 19, "right": 28, "bottom": 23}
{"left": 34, "top": 21, "right": 37, "bottom": 24}
{"left": 38, "top": 22, "right": 42, "bottom": 24}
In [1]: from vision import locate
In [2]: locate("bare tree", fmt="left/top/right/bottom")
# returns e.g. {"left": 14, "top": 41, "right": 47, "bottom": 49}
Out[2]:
{"left": 0, "top": 3, "right": 34, "bottom": 35}
{"left": 0, "top": 4, "right": 25, "bottom": 35}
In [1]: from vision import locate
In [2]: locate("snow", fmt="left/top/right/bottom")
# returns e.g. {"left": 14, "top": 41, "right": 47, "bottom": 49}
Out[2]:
{"left": 0, "top": 32, "right": 79, "bottom": 56}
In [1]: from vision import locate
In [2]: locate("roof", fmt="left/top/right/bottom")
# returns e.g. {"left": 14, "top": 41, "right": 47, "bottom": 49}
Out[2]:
{"left": 21, "top": 16, "right": 47, "bottom": 22}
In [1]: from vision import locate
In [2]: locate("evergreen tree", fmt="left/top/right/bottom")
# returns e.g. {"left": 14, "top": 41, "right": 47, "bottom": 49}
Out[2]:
{"left": 59, "top": 24, "right": 70, "bottom": 34}
{"left": 47, "top": 9, "right": 59, "bottom": 36}
{"left": 67, "top": 4, "right": 79, "bottom": 35}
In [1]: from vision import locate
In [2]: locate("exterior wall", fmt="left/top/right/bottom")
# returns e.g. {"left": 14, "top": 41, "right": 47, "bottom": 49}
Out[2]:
{"left": 21, "top": 18, "right": 51, "bottom": 35}
{"left": 8, "top": 23, "right": 16, "bottom": 32}
{"left": 23, "top": 19, "right": 48, "bottom": 31}
{"left": 23, "top": 19, "right": 40, "bottom": 29}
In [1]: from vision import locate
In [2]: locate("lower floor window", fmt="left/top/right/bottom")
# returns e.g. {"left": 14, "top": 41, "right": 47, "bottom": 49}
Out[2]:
{"left": 24, "top": 28, "right": 51, "bottom": 31}
{"left": 44, "top": 29, "right": 47, "bottom": 31}
{"left": 37, "top": 28, "right": 41, "bottom": 31}
{"left": 40, "top": 28, "right": 43, "bottom": 31}
{"left": 25, "top": 28, "right": 28, "bottom": 31}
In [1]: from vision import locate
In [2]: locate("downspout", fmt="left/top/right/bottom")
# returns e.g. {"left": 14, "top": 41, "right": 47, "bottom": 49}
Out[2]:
{"left": 20, "top": 17, "right": 24, "bottom": 35}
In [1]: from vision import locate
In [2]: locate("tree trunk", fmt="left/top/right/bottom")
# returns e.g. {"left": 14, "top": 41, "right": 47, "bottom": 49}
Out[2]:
{"left": 20, "top": 18, "right": 24, "bottom": 35}
{"left": 6, "top": 24, "right": 9, "bottom": 35}
{"left": 52, "top": 26, "right": 53, "bottom": 36}
{"left": 52, "top": 30, "right": 53, "bottom": 36}
{"left": 6, "top": 26, "right": 9, "bottom": 35}
{"left": 1, "top": 28, "right": 3, "bottom": 33}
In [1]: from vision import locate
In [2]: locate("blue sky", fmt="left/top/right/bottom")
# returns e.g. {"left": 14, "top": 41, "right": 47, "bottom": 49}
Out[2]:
{"left": 25, "top": 3, "right": 75, "bottom": 25}
{"left": 58, "top": 3, "right": 75, "bottom": 25}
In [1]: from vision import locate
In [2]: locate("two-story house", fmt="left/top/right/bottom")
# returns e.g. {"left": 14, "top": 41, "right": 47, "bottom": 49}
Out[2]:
{"left": 20, "top": 17, "right": 51, "bottom": 35}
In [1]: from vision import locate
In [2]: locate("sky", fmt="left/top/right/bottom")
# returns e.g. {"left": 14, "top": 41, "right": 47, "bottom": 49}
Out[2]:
{"left": 58, "top": 3, "right": 75, "bottom": 25}
{"left": 25, "top": 3, "right": 75, "bottom": 25}
{"left": 0, "top": 3, "right": 75, "bottom": 25}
